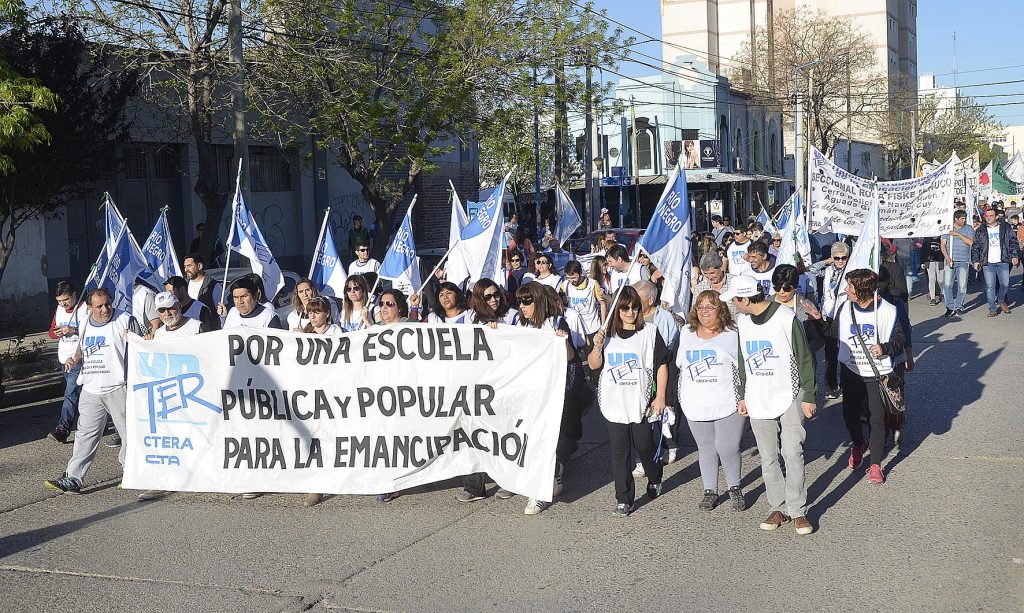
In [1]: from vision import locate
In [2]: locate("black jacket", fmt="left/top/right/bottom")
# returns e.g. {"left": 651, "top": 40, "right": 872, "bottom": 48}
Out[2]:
{"left": 971, "top": 221, "right": 1021, "bottom": 265}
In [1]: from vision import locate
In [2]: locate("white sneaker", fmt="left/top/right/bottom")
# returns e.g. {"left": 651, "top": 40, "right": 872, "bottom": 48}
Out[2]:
{"left": 524, "top": 498, "right": 550, "bottom": 515}
{"left": 632, "top": 462, "right": 645, "bottom": 477}
{"left": 667, "top": 447, "right": 679, "bottom": 464}
{"left": 137, "top": 489, "right": 166, "bottom": 501}
{"left": 241, "top": 492, "right": 263, "bottom": 500}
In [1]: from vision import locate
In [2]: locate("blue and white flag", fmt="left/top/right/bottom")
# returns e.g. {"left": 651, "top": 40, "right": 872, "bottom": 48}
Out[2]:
{"left": 458, "top": 171, "right": 511, "bottom": 283}
{"left": 445, "top": 181, "right": 471, "bottom": 286}
{"left": 554, "top": 183, "right": 582, "bottom": 247}
{"left": 99, "top": 224, "right": 150, "bottom": 314}
{"left": 775, "top": 198, "right": 793, "bottom": 230}
{"left": 637, "top": 165, "right": 692, "bottom": 314}
{"left": 105, "top": 195, "right": 125, "bottom": 258}
{"left": 755, "top": 206, "right": 778, "bottom": 237}
{"left": 226, "top": 183, "right": 284, "bottom": 301}
{"left": 82, "top": 246, "right": 109, "bottom": 295}
{"left": 141, "top": 210, "right": 183, "bottom": 283}
{"left": 309, "top": 209, "right": 347, "bottom": 298}
{"left": 380, "top": 196, "right": 419, "bottom": 284}
{"left": 775, "top": 193, "right": 812, "bottom": 267}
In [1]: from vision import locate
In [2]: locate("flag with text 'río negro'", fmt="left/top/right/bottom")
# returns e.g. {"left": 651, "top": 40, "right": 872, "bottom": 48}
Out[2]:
{"left": 309, "top": 211, "right": 347, "bottom": 298}
{"left": 379, "top": 196, "right": 419, "bottom": 291}
{"left": 458, "top": 171, "right": 511, "bottom": 284}
{"left": 637, "top": 165, "right": 692, "bottom": 314}
{"left": 227, "top": 185, "right": 284, "bottom": 301}
{"left": 141, "top": 211, "right": 183, "bottom": 283}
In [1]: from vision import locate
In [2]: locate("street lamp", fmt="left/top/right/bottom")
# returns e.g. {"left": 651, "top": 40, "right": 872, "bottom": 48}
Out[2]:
{"left": 593, "top": 157, "right": 605, "bottom": 225}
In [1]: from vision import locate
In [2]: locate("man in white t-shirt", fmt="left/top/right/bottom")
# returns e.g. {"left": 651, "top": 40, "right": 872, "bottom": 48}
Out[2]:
{"left": 606, "top": 244, "right": 645, "bottom": 291}
{"left": 132, "top": 282, "right": 161, "bottom": 338}
{"left": 44, "top": 288, "right": 142, "bottom": 494}
{"left": 745, "top": 240, "right": 777, "bottom": 297}
{"left": 165, "top": 275, "right": 219, "bottom": 331}
{"left": 218, "top": 277, "right": 285, "bottom": 329}
{"left": 971, "top": 208, "right": 1021, "bottom": 316}
{"left": 348, "top": 241, "right": 381, "bottom": 277}
{"left": 48, "top": 281, "right": 90, "bottom": 444}
{"left": 725, "top": 223, "right": 753, "bottom": 276}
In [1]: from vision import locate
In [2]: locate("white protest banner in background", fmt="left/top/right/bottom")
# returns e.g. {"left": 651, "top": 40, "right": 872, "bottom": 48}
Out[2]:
{"left": 123, "top": 325, "right": 566, "bottom": 501}
{"left": 920, "top": 151, "right": 979, "bottom": 199}
{"left": 808, "top": 146, "right": 956, "bottom": 238}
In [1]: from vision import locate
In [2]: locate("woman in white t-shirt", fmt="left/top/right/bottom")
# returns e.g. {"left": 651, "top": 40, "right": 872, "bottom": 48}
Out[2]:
{"left": 300, "top": 296, "right": 341, "bottom": 508}
{"left": 426, "top": 281, "right": 469, "bottom": 324}
{"left": 467, "top": 279, "right": 519, "bottom": 326}
{"left": 340, "top": 275, "right": 376, "bottom": 332}
{"left": 528, "top": 252, "right": 562, "bottom": 291}
{"left": 588, "top": 286, "right": 667, "bottom": 517}
{"left": 676, "top": 290, "right": 745, "bottom": 513}
{"left": 288, "top": 278, "right": 340, "bottom": 331}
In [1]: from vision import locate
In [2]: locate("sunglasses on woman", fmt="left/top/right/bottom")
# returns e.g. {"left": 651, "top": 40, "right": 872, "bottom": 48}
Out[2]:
{"left": 519, "top": 296, "right": 534, "bottom": 306}
{"left": 381, "top": 300, "right": 397, "bottom": 308}
{"left": 618, "top": 303, "right": 640, "bottom": 313}
{"left": 773, "top": 284, "right": 795, "bottom": 292}
{"left": 483, "top": 291, "right": 500, "bottom": 301}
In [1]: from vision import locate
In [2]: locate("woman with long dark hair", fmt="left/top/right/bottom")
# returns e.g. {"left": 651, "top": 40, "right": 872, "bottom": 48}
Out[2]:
{"left": 426, "top": 281, "right": 469, "bottom": 324}
{"left": 588, "top": 286, "right": 668, "bottom": 516}
{"left": 468, "top": 279, "right": 519, "bottom": 325}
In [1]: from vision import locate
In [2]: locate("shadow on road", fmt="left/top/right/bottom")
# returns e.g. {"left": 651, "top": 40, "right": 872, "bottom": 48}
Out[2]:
{"left": 0, "top": 500, "right": 143, "bottom": 559}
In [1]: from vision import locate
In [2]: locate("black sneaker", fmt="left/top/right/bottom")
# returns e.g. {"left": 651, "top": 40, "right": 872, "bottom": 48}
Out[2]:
{"left": 612, "top": 502, "right": 633, "bottom": 517}
{"left": 44, "top": 474, "right": 82, "bottom": 494}
{"left": 727, "top": 486, "right": 746, "bottom": 511}
{"left": 942, "top": 309, "right": 954, "bottom": 317}
{"left": 697, "top": 489, "right": 718, "bottom": 511}
{"left": 825, "top": 388, "right": 841, "bottom": 400}
{"left": 50, "top": 426, "right": 70, "bottom": 444}
{"left": 104, "top": 433, "right": 122, "bottom": 448}
{"left": 954, "top": 308, "right": 965, "bottom": 317}
{"left": 646, "top": 482, "right": 662, "bottom": 500}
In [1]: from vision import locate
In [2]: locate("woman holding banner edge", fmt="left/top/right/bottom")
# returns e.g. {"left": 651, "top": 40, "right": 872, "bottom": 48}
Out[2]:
{"left": 589, "top": 286, "right": 667, "bottom": 517}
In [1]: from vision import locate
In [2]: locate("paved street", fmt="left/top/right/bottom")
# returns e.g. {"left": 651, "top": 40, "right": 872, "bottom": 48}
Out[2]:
{"left": 2, "top": 287, "right": 1022, "bottom": 612}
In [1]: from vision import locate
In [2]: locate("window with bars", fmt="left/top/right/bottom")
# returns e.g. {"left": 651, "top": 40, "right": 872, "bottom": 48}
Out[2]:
{"left": 123, "top": 146, "right": 147, "bottom": 179}
{"left": 250, "top": 146, "right": 292, "bottom": 192}
{"left": 152, "top": 145, "right": 181, "bottom": 180}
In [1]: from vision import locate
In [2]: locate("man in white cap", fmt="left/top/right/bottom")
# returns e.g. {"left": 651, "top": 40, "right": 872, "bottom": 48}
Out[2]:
{"left": 721, "top": 275, "right": 817, "bottom": 536}
{"left": 153, "top": 291, "right": 211, "bottom": 338}
{"left": 134, "top": 292, "right": 209, "bottom": 502}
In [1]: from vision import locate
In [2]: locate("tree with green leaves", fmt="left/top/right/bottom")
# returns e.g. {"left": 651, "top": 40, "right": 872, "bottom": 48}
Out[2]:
{"left": 250, "top": 0, "right": 624, "bottom": 253}
{"left": 0, "top": 0, "right": 57, "bottom": 176}
{"left": 0, "top": 13, "right": 137, "bottom": 287}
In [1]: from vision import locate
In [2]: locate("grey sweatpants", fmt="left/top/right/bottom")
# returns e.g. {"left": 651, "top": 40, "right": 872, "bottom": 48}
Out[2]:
{"left": 749, "top": 398, "right": 807, "bottom": 518}
{"left": 686, "top": 411, "right": 745, "bottom": 491}
{"left": 67, "top": 386, "right": 127, "bottom": 481}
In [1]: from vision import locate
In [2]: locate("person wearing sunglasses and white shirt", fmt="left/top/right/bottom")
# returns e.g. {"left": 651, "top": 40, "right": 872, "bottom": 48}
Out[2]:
{"left": 723, "top": 275, "right": 817, "bottom": 536}
{"left": 588, "top": 286, "right": 668, "bottom": 517}
{"left": 807, "top": 241, "right": 852, "bottom": 399}
{"left": 347, "top": 240, "right": 381, "bottom": 277}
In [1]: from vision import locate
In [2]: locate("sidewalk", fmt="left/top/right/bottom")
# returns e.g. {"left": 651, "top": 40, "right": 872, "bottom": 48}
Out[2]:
{"left": 1, "top": 331, "right": 64, "bottom": 408}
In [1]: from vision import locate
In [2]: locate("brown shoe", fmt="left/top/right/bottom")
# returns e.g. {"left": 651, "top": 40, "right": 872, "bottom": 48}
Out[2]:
{"left": 759, "top": 511, "right": 792, "bottom": 531}
{"left": 988, "top": 311, "right": 998, "bottom": 318}
{"left": 999, "top": 301, "right": 1011, "bottom": 314}
{"left": 303, "top": 493, "right": 323, "bottom": 507}
{"left": 794, "top": 516, "right": 813, "bottom": 535}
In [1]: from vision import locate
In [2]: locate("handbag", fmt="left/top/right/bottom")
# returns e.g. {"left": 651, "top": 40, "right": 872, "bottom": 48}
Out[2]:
{"left": 850, "top": 304, "right": 906, "bottom": 415}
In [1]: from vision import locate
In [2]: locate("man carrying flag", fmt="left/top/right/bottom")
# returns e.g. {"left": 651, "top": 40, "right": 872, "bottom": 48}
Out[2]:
{"left": 309, "top": 209, "right": 348, "bottom": 298}
{"left": 637, "top": 165, "right": 692, "bottom": 315}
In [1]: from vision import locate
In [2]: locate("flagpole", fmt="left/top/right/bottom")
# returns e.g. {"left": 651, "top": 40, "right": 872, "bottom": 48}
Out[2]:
{"left": 416, "top": 241, "right": 461, "bottom": 296}
{"left": 221, "top": 159, "right": 244, "bottom": 308}
{"left": 309, "top": 208, "right": 331, "bottom": 280}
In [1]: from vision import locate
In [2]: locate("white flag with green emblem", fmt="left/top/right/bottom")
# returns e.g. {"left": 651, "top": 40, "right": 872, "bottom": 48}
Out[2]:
{"left": 846, "top": 182, "right": 881, "bottom": 274}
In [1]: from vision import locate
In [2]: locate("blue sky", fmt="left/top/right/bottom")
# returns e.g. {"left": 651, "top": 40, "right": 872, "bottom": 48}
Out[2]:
{"left": 590, "top": 0, "right": 1024, "bottom": 125}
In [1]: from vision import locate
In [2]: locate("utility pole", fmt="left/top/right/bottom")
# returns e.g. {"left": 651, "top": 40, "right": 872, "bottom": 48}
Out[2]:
{"left": 227, "top": 0, "right": 249, "bottom": 193}
{"left": 952, "top": 30, "right": 959, "bottom": 119}
{"left": 910, "top": 108, "right": 917, "bottom": 179}
{"left": 584, "top": 61, "right": 594, "bottom": 233}
{"left": 630, "top": 95, "right": 639, "bottom": 224}
{"left": 794, "top": 67, "right": 801, "bottom": 205}
{"left": 533, "top": 66, "right": 541, "bottom": 240}
{"left": 846, "top": 57, "right": 852, "bottom": 172}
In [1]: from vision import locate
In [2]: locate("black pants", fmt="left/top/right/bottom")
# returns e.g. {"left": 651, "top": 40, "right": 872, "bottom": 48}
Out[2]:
{"left": 607, "top": 419, "right": 663, "bottom": 505}
{"left": 840, "top": 365, "right": 886, "bottom": 466}
{"left": 824, "top": 334, "right": 840, "bottom": 391}
{"left": 463, "top": 472, "right": 488, "bottom": 497}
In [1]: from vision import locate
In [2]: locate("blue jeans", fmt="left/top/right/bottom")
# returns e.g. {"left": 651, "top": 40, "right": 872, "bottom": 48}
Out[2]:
{"left": 58, "top": 361, "right": 82, "bottom": 430}
{"left": 982, "top": 262, "right": 1011, "bottom": 312}
{"left": 944, "top": 262, "right": 969, "bottom": 310}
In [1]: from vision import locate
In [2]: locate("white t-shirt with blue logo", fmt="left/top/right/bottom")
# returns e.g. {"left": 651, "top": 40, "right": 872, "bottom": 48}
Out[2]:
{"left": 676, "top": 328, "right": 739, "bottom": 421}
{"left": 987, "top": 226, "right": 1001, "bottom": 264}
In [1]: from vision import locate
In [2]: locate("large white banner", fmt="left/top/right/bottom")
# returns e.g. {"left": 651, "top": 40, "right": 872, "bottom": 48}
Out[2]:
{"left": 808, "top": 147, "right": 956, "bottom": 238}
{"left": 921, "top": 151, "right": 979, "bottom": 199}
{"left": 123, "top": 325, "right": 566, "bottom": 501}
